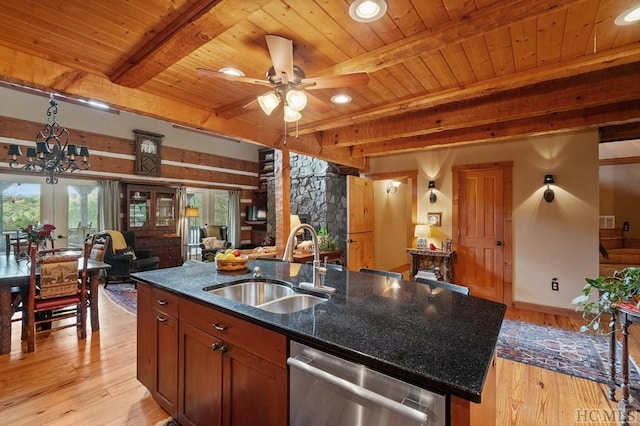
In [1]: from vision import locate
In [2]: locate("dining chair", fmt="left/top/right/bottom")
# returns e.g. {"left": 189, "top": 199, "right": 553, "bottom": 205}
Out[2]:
{"left": 24, "top": 243, "right": 90, "bottom": 352}
{"left": 415, "top": 277, "right": 470, "bottom": 295}
{"left": 358, "top": 267, "right": 403, "bottom": 280}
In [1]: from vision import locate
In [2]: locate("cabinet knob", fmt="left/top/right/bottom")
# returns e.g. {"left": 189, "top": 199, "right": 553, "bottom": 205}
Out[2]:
{"left": 211, "top": 342, "right": 220, "bottom": 351}
{"left": 212, "top": 322, "right": 227, "bottom": 331}
{"left": 219, "top": 345, "right": 228, "bottom": 353}
{"left": 156, "top": 299, "right": 168, "bottom": 305}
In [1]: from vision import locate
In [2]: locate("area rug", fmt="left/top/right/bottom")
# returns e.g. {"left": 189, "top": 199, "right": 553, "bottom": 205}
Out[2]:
{"left": 497, "top": 318, "right": 640, "bottom": 385}
{"left": 102, "top": 283, "right": 137, "bottom": 315}
{"left": 103, "top": 285, "right": 638, "bottom": 385}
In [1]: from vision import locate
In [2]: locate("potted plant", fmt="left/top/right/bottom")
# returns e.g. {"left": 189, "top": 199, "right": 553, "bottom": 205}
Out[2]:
{"left": 572, "top": 267, "right": 640, "bottom": 333}
{"left": 317, "top": 228, "right": 338, "bottom": 251}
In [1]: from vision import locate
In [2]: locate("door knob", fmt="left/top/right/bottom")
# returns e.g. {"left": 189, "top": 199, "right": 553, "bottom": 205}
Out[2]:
{"left": 496, "top": 241, "right": 503, "bottom": 246}
{"left": 346, "top": 239, "right": 356, "bottom": 244}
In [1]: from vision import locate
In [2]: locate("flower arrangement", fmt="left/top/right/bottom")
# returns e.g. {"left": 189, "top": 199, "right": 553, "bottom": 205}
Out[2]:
{"left": 22, "top": 223, "right": 56, "bottom": 244}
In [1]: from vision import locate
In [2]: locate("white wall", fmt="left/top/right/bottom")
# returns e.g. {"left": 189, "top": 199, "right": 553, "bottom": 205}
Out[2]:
{"left": 0, "top": 86, "right": 260, "bottom": 161}
{"left": 370, "top": 130, "right": 601, "bottom": 310}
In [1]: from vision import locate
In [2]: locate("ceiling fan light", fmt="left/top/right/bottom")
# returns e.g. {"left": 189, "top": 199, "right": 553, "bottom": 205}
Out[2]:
{"left": 257, "top": 92, "right": 280, "bottom": 115}
{"left": 218, "top": 67, "right": 245, "bottom": 77}
{"left": 286, "top": 90, "right": 307, "bottom": 111}
{"left": 331, "top": 94, "right": 352, "bottom": 104}
{"left": 615, "top": 6, "right": 640, "bottom": 25}
{"left": 349, "top": 0, "right": 387, "bottom": 23}
{"left": 283, "top": 105, "right": 302, "bottom": 123}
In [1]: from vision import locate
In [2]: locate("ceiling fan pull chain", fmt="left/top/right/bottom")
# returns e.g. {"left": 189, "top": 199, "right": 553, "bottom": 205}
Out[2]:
{"left": 283, "top": 120, "right": 288, "bottom": 145}
{"left": 295, "top": 120, "right": 299, "bottom": 139}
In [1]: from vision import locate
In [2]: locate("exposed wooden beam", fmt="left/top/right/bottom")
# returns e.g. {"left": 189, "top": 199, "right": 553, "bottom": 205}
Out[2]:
{"left": 324, "top": 63, "right": 640, "bottom": 148}
{"left": 295, "top": 45, "right": 640, "bottom": 137}
{"left": 600, "top": 156, "right": 640, "bottom": 166}
{"left": 599, "top": 122, "right": 640, "bottom": 143}
{"left": 355, "top": 100, "right": 640, "bottom": 157}
{"left": 111, "top": 0, "right": 270, "bottom": 87}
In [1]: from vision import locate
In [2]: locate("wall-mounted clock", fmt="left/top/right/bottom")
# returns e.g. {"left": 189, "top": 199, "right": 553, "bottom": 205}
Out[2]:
{"left": 133, "top": 129, "right": 163, "bottom": 176}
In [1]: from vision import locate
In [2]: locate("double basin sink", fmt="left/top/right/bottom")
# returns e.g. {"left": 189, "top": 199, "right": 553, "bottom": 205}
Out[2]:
{"left": 204, "top": 279, "right": 328, "bottom": 314}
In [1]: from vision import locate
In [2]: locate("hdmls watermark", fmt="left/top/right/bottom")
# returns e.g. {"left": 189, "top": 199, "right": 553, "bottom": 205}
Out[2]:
{"left": 575, "top": 408, "right": 638, "bottom": 423}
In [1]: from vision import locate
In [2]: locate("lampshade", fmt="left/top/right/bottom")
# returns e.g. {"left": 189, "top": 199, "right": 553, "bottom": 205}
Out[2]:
{"left": 257, "top": 92, "right": 280, "bottom": 115}
{"left": 290, "top": 214, "right": 302, "bottom": 229}
{"left": 414, "top": 224, "right": 432, "bottom": 238}
{"left": 428, "top": 180, "right": 436, "bottom": 189}
{"left": 185, "top": 207, "right": 199, "bottom": 218}
{"left": 283, "top": 105, "right": 302, "bottom": 123}
{"left": 543, "top": 174, "right": 555, "bottom": 184}
{"left": 285, "top": 90, "right": 307, "bottom": 112}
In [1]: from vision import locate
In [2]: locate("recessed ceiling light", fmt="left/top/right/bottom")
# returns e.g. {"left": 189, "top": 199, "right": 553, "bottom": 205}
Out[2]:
{"left": 331, "top": 94, "right": 352, "bottom": 104}
{"left": 615, "top": 5, "right": 640, "bottom": 26}
{"left": 218, "top": 67, "right": 245, "bottom": 77}
{"left": 349, "top": 0, "right": 388, "bottom": 23}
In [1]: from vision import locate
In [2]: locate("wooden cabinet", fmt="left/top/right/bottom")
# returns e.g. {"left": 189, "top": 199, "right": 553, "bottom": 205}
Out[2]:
{"left": 137, "top": 235, "right": 181, "bottom": 268}
{"left": 136, "top": 282, "right": 288, "bottom": 425}
{"left": 125, "top": 184, "right": 176, "bottom": 234}
{"left": 125, "top": 183, "right": 181, "bottom": 268}
{"left": 137, "top": 284, "right": 180, "bottom": 416}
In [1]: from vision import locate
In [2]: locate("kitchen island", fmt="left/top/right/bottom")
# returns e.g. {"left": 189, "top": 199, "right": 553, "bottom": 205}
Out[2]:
{"left": 132, "top": 260, "right": 506, "bottom": 425}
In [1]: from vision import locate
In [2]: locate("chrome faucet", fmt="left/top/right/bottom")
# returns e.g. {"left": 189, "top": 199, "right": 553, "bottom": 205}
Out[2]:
{"left": 283, "top": 223, "right": 335, "bottom": 294}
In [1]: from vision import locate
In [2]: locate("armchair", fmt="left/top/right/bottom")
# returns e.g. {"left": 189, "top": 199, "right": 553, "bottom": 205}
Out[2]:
{"left": 200, "top": 225, "right": 231, "bottom": 261}
{"left": 98, "top": 230, "right": 160, "bottom": 288}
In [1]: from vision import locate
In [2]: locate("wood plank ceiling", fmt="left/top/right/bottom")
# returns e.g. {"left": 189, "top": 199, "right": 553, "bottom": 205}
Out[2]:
{"left": 0, "top": 0, "right": 638, "bottom": 169}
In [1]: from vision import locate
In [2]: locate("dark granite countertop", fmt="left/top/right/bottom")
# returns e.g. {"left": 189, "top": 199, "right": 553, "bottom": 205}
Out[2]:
{"left": 131, "top": 260, "right": 506, "bottom": 403}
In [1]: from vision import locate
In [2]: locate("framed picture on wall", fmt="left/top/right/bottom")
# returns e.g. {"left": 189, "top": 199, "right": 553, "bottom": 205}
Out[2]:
{"left": 427, "top": 212, "right": 441, "bottom": 227}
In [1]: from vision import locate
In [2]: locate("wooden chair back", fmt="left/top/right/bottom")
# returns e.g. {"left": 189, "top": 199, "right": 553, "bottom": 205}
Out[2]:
{"left": 25, "top": 243, "right": 90, "bottom": 352}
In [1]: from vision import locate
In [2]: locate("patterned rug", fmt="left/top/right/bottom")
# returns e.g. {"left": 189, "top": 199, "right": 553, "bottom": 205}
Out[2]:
{"left": 102, "top": 283, "right": 137, "bottom": 315}
{"left": 103, "top": 285, "right": 637, "bottom": 385}
{"left": 497, "top": 318, "right": 640, "bottom": 384}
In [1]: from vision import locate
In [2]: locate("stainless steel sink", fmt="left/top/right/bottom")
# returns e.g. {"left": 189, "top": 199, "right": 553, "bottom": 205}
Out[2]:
{"left": 206, "top": 280, "right": 295, "bottom": 306}
{"left": 205, "top": 279, "right": 329, "bottom": 313}
{"left": 257, "top": 294, "right": 328, "bottom": 314}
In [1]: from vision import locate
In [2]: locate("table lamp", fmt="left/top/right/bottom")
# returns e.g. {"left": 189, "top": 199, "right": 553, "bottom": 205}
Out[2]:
{"left": 414, "top": 224, "right": 431, "bottom": 250}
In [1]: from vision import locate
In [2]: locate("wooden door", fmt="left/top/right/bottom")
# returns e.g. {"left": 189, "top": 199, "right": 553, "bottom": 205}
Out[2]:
{"left": 346, "top": 175, "right": 374, "bottom": 271}
{"left": 454, "top": 164, "right": 511, "bottom": 303}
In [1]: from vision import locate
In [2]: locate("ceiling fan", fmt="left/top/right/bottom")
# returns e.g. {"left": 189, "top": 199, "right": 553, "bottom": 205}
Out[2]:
{"left": 196, "top": 34, "right": 369, "bottom": 122}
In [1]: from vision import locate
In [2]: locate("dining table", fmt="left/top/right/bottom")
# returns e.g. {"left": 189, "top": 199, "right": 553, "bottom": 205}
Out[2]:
{"left": 0, "top": 254, "right": 110, "bottom": 355}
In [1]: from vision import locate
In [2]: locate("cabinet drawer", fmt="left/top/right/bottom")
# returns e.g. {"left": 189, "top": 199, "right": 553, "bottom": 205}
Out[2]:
{"left": 152, "top": 287, "right": 180, "bottom": 317}
{"left": 180, "top": 299, "right": 286, "bottom": 367}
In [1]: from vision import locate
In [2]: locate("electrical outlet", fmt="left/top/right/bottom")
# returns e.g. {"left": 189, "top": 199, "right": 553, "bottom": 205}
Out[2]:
{"left": 551, "top": 278, "right": 559, "bottom": 291}
{"left": 624, "top": 222, "right": 630, "bottom": 232}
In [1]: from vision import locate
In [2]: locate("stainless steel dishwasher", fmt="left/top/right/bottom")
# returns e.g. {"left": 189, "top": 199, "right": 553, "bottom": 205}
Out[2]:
{"left": 288, "top": 341, "right": 446, "bottom": 426}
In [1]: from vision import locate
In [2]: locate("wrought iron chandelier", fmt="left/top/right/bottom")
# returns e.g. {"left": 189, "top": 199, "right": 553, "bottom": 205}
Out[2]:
{"left": 8, "top": 94, "right": 90, "bottom": 184}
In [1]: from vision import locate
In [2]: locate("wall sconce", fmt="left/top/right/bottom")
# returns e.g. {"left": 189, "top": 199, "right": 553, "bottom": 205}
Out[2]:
{"left": 386, "top": 181, "right": 401, "bottom": 194}
{"left": 543, "top": 174, "right": 556, "bottom": 202}
{"left": 428, "top": 180, "right": 437, "bottom": 204}
{"left": 414, "top": 224, "right": 432, "bottom": 250}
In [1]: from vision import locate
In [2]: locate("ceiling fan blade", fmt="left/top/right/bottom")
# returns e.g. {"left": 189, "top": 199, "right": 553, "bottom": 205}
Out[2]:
{"left": 305, "top": 92, "right": 333, "bottom": 114}
{"left": 265, "top": 35, "right": 294, "bottom": 81}
{"left": 197, "top": 68, "right": 271, "bottom": 87}
{"left": 303, "top": 72, "right": 369, "bottom": 90}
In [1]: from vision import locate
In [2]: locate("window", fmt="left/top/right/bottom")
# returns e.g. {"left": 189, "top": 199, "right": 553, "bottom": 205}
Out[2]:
{"left": 68, "top": 185, "right": 99, "bottom": 247}
{"left": 1, "top": 183, "right": 41, "bottom": 231}
{"left": 1, "top": 182, "right": 41, "bottom": 254}
{"left": 212, "top": 192, "right": 229, "bottom": 226}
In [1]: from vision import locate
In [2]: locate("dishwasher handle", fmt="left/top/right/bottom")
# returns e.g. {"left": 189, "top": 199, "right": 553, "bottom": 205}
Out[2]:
{"left": 287, "top": 355, "right": 429, "bottom": 424}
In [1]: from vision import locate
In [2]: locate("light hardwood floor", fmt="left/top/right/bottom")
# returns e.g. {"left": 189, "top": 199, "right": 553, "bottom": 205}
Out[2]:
{"left": 1, "top": 285, "right": 638, "bottom": 425}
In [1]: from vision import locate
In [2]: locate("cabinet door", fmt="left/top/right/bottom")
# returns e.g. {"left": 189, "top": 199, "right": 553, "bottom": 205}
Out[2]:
{"left": 128, "top": 189, "right": 152, "bottom": 229}
{"left": 178, "top": 323, "right": 224, "bottom": 426}
{"left": 222, "top": 345, "right": 288, "bottom": 426}
{"left": 155, "top": 191, "right": 176, "bottom": 229}
{"left": 136, "top": 283, "right": 154, "bottom": 389}
{"left": 154, "top": 308, "right": 179, "bottom": 416}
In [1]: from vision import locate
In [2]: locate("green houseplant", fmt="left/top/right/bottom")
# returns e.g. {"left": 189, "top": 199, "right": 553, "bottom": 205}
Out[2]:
{"left": 317, "top": 228, "right": 338, "bottom": 251}
{"left": 572, "top": 267, "right": 640, "bottom": 333}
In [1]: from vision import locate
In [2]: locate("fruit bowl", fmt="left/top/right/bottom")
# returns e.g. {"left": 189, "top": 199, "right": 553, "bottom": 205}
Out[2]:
{"left": 216, "top": 255, "right": 249, "bottom": 272}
